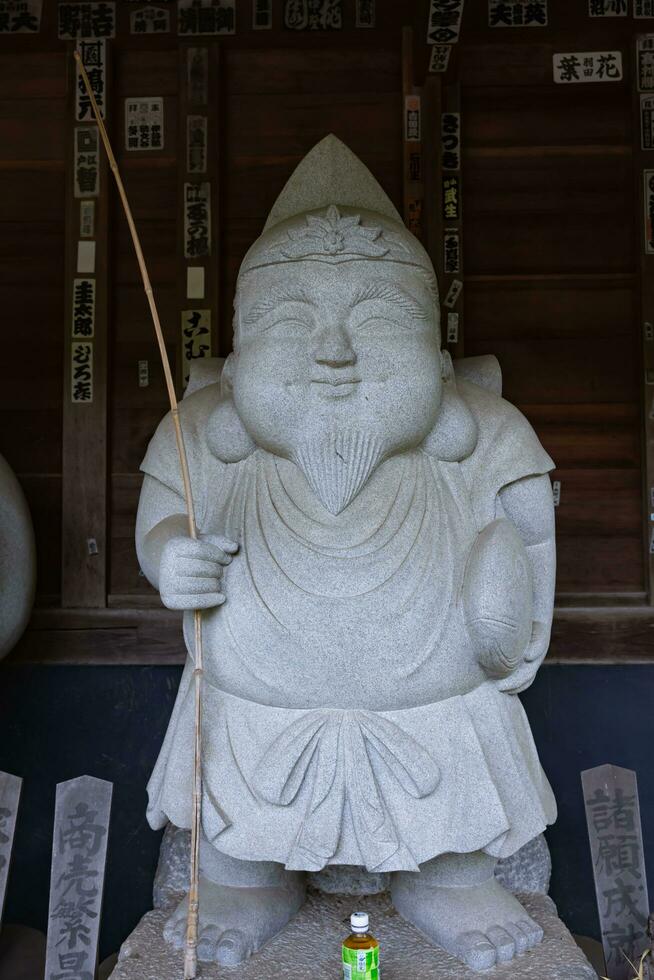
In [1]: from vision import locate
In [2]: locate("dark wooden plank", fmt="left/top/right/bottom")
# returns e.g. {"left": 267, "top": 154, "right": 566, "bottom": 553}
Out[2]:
{"left": 465, "top": 337, "right": 638, "bottom": 405}
{"left": 557, "top": 536, "right": 645, "bottom": 593}
{"left": 466, "top": 280, "right": 636, "bottom": 341}
{"left": 7, "top": 606, "right": 654, "bottom": 665}
{"left": 61, "top": 53, "right": 108, "bottom": 608}
{"left": 462, "top": 85, "right": 632, "bottom": 149}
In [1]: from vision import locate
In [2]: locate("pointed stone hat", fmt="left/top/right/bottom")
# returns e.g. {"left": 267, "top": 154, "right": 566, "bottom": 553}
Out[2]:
{"left": 239, "top": 135, "right": 436, "bottom": 279}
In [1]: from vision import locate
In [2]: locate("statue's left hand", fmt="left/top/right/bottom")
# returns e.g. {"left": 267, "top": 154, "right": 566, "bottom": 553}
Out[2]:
{"left": 495, "top": 621, "right": 550, "bottom": 694}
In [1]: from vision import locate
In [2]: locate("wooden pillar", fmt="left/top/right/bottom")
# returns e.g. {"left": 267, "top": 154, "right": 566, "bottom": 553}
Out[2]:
{"left": 178, "top": 43, "right": 221, "bottom": 389}
{"left": 402, "top": 27, "right": 425, "bottom": 245}
{"left": 61, "top": 42, "right": 110, "bottom": 608}
{"left": 439, "top": 80, "right": 464, "bottom": 359}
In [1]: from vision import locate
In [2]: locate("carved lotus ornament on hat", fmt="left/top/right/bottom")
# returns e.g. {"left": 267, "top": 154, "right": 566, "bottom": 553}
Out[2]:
{"left": 280, "top": 205, "right": 390, "bottom": 259}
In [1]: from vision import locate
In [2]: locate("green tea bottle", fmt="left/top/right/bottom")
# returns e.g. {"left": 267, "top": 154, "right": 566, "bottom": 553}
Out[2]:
{"left": 342, "top": 911, "right": 380, "bottom": 979}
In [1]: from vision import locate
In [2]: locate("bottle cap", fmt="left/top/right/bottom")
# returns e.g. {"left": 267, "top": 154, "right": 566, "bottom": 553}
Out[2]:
{"left": 350, "top": 912, "right": 369, "bottom": 933}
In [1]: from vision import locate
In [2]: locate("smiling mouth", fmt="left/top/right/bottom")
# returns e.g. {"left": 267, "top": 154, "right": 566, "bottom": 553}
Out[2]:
{"left": 311, "top": 377, "right": 361, "bottom": 398}
{"left": 311, "top": 377, "right": 361, "bottom": 387}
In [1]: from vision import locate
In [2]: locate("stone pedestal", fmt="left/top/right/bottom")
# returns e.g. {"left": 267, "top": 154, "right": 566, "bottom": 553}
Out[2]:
{"left": 109, "top": 889, "right": 596, "bottom": 980}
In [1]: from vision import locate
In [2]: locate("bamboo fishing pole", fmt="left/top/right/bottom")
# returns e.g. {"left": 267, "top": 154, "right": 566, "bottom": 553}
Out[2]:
{"left": 73, "top": 50, "right": 204, "bottom": 980}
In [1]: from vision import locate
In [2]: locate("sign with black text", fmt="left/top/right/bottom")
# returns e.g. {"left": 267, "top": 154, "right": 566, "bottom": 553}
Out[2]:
{"left": 179, "top": 0, "right": 235, "bottom": 34}
{"left": 58, "top": 2, "right": 115, "bottom": 38}
{"left": 426, "top": 0, "right": 464, "bottom": 44}
{"left": 553, "top": 51, "right": 623, "bottom": 83}
{"left": 284, "top": 0, "right": 342, "bottom": 29}
{"left": 489, "top": 0, "right": 547, "bottom": 26}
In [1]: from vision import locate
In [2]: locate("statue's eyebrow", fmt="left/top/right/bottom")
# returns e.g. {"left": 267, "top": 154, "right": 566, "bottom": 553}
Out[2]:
{"left": 350, "top": 279, "right": 430, "bottom": 319}
{"left": 242, "top": 284, "right": 313, "bottom": 326}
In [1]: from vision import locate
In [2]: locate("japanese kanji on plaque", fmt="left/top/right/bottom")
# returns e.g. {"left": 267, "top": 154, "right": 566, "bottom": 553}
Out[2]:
{"left": 44, "top": 777, "right": 112, "bottom": 980}
{"left": 178, "top": 0, "right": 235, "bottom": 35}
{"left": 130, "top": 6, "right": 170, "bottom": 33}
{"left": 125, "top": 98, "right": 164, "bottom": 152}
{"left": 582, "top": 765, "right": 650, "bottom": 980}
{"left": 58, "top": 2, "right": 115, "bottom": 39}
{"left": 489, "top": 1, "right": 547, "bottom": 27}
{"left": 638, "top": 36, "right": 654, "bottom": 91}
{"left": 181, "top": 310, "right": 212, "bottom": 385}
{"left": 184, "top": 182, "right": 211, "bottom": 258}
{"left": 253, "top": 0, "right": 273, "bottom": 28}
{"left": 441, "top": 112, "right": 461, "bottom": 171}
{"left": 426, "top": 0, "right": 465, "bottom": 44}
{"left": 284, "top": 0, "right": 342, "bottom": 30}
{"left": 429, "top": 44, "right": 452, "bottom": 72}
{"left": 553, "top": 51, "right": 623, "bottom": 83}
{"left": 0, "top": 0, "right": 42, "bottom": 32}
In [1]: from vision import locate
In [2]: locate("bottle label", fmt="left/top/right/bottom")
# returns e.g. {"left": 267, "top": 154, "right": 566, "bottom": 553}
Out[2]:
{"left": 342, "top": 944, "right": 379, "bottom": 979}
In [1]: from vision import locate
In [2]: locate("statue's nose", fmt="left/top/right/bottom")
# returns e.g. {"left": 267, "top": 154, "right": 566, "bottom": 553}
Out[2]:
{"left": 312, "top": 322, "right": 357, "bottom": 368}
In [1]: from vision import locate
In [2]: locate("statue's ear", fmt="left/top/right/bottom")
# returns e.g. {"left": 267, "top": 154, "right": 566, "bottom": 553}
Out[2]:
{"left": 206, "top": 353, "right": 256, "bottom": 464}
{"left": 422, "top": 350, "right": 478, "bottom": 462}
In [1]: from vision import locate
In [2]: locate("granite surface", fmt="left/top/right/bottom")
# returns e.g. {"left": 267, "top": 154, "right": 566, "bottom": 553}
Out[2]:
{"left": 110, "top": 889, "right": 596, "bottom": 980}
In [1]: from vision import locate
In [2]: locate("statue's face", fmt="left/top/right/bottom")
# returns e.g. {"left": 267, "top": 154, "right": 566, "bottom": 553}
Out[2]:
{"left": 232, "top": 260, "right": 442, "bottom": 512}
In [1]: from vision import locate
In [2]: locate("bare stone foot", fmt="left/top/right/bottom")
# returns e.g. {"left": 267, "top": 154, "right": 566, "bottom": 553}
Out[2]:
{"left": 392, "top": 872, "right": 543, "bottom": 972}
{"left": 163, "top": 871, "right": 306, "bottom": 965}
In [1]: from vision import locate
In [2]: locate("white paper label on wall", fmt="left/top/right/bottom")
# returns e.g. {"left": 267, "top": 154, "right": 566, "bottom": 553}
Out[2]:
{"left": 444, "top": 229, "right": 461, "bottom": 274}
{"left": 444, "top": 278, "right": 463, "bottom": 308}
{"left": 284, "top": 0, "right": 343, "bottom": 30}
{"left": 589, "top": 0, "right": 627, "bottom": 13}
{"left": 76, "top": 39, "right": 106, "bottom": 122}
{"left": 125, "top": 98, "right": 164, "bottom": 152}
{"left": 74, "top": 126, "right": 100, "bottom": 198}
{"left": 187, "top": 115, "right": 208, "bottom": 174}
{"left": 72, "top": 278, "right": 95, "bottom": 338}
{"left": 179, "top": 0, "right": 235, "bottom": 34}
{"left": 426, "top": 0, "right": 464, "bottom": 44}
{"left": 181, "top": 309, "right": 211, "bottom": 386}
{"left": 489, "top": 0, "right": 547, "bottom": 26}
{"left": 635, "top": 0, "right": 654, "bottom": 16}
{"left": 638, "top": 35, "right": 654, "bottom": 91}
{"left": 58, "top": 1, "right": 115, "bottom": 38}
{"left": 0, "top": 0, "right": 42, "bottom": 32}
{"left": 130, "top": 6, "right": 170, "bottom": 33}
{"left": 405, "top": 95, "right": 421, "bottom": 142}
{"left": 76, "top": 241, "right": 96, "bottom": 275}
{"left": 71, "top": 342, "right": 93, "bottom": 403}
{"left": 552, "top": 480, "right": 561, "bottom": 507}
{"left": 429, "top": 44, "right": 452, "bottom": 72}
{"left": 187, "top": 266, "right": 205, "bottom": 299}
{"left": 355, "top": 0, "right": 375, "bottom": 28}
{"left": 80, "top": 200, "right": 95, "bottom": 238}
{"left": 553, "top": 51, "right": 623, "bottom": 83}
{"left": 441, "top": 112, "right": 460, "bottom": 170}
{"left": 447, "top": 312, "right": 459, "bottom": 343}
{"left": 253, "top": 0, "right": 273, "bottom": 28}
{"left": 642, "top": 94, "right": 654, "bottom": 148}
{"left": 187, "top": 48, "right": 209, "bottom": 105}
{"left": 645, "top": 170, "right": 654, "bottom": 253}
{"left": 184, "top": 182, "right": 211, "bottom": 258}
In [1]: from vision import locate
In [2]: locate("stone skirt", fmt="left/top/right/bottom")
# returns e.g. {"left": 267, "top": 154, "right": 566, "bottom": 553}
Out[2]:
{"left": 147, "top": 672, "right": 556, "bottom": 873}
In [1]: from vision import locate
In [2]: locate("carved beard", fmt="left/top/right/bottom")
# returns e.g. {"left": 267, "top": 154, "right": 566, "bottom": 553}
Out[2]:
{"left": 291, "top": 428, "right": 387, "bottom": 516}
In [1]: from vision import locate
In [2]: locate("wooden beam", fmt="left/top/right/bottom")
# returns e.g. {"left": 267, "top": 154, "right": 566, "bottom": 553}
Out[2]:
{"left": 61, "top": 43, "right": 109, "bottom": 607}
{"left": 6, "top": 605, "right": 654, "bottom": 666}
{"left": 634, "top": 36, "right": 654, "bottom": 605}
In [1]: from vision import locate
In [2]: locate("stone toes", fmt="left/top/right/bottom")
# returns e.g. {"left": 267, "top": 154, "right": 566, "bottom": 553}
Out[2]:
{"left": 215, "top": 928, "right": 252, "bottom": 966}
{"left": 504, "top": 921, "right": 530, "bottom": 954}
{"left": 486, "top": 925, "right": 516, "bottom": 963}
{"left": 196, "top": 924, "right": 221, "bottom": 962}
{"left": 458, "top": 930, "right": 496, "bottom": 972}
{"left": 162, "top": 915, "right": 185, "bottom": 950}
{"left": 518, "top": 917, "right": 544, "bottom": 949}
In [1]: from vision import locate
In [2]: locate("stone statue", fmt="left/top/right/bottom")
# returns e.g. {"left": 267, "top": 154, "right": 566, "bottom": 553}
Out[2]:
{"left": 0, "top": 452, "right": 35, "bottom": 660}
{"left": 135, "top": 136, "right": 557, "bottom": 972}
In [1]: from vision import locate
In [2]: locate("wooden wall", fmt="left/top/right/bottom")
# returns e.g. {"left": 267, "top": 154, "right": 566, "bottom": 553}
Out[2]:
{"left": 1, "top": 0, "right": 652, "bottom": 663}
